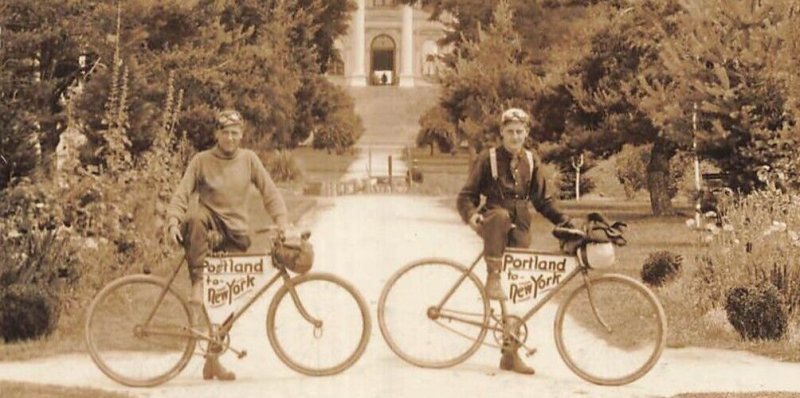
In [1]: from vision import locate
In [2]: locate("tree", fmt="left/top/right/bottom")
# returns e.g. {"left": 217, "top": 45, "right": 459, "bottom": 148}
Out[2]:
{"left": 545, "top": 0, "right": 685, "bottom": 215}
{"left": 286, "top": 0, "right": 355, "bottom": 73}
{"left": 311, "top": 79, "right": 363, "bottom": 154}
{"left": 635, "top": 0, "right": 800, "bottom": 193}
{"left": 400, "top": 0, "right": 548, "bottom": 65}
{"left": 438, "top": 0, "right": 539, "bottom": 153}
{"left": 0, "top": 0, "right": 91, "bottom": 187}
{"left": 13, "top": 0, "right": 361, "bottom": 162}
{"left": 0, "top": 96, "right": 39, "bottom": 190}
{"left": 417, "top": 106, "right": 456, "bottom": 154}
{"left": 285, "top": 3, "right": 362, "bottom": 150}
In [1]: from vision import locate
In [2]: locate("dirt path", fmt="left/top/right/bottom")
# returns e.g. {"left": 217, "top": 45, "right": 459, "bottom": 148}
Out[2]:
{"left": 1, "top": 195, "right": 799, "bottom": 398}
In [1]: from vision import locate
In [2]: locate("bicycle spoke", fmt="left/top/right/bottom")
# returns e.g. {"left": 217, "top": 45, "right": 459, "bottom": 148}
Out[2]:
{"left": 378, "top": 259, "right": 489, "bottom": 368}
{"left": 267, "top": 274, "right": 370, "bottom": 376}
{"left": 555, "top": 274, "right": 666, "bottom": 385}
{"left": 85, "top": 277, "right": 195, "bottom": 387}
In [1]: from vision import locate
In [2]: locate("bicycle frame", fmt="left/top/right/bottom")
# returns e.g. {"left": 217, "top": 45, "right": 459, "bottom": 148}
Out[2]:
{"left": 140, "top": 254, "right": 322, "bottom": 356}
{"left": 432, "top": 248, "right": 596, "bottom": 339}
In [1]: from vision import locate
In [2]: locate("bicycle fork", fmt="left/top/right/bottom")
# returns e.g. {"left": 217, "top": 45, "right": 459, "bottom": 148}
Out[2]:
{"left": 581, "top": 273, "right": 613, "bottom": 333}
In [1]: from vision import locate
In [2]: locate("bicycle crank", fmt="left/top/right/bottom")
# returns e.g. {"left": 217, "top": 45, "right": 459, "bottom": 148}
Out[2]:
{"left": 491, "top": 315, "right": 529, "bottom": 346}
{"left": 199, "top": 323, "right": 231, "bottom": 356}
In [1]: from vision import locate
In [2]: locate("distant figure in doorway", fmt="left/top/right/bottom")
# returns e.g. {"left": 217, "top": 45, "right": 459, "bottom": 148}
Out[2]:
{"left": 381, "top": 72, "right": 389, "bottom": 85}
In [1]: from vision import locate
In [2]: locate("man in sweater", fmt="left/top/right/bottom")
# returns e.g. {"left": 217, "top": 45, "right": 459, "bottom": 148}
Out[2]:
{"left": 166, "top": 109, "right": 289, "bottom": 381}
{"left": 457, "top": 107, "right": 571, "bottom": 375}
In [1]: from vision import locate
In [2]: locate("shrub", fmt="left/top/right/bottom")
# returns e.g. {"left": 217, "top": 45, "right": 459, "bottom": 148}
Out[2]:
{"left": 615, "top": 144, "right": 696, "bottom": 201}
{"left": 265, "top": 150, "right": 303, "bottom": 182}
{"left": 558, "top": 168, "right": 596, "bottom": 200}
{"left": 725, "top": 283, "right": 787, "bottom": 341}
{"left": 641, "top": 251, "right": 683, "bottom": 287}
{"left": 696, "top": 188, "right": 800, "bottom": 315}
{"left": 408, "top": 167, "right": 424, "bottom": 183}
{"left": 615, "top": 144, "right": 649, "bottom": 199}
{"left": 0, "top": 284, "right": 59, "bottom": 342}
{"left": 417, "top": 106, "right": 456, "bottom": 154}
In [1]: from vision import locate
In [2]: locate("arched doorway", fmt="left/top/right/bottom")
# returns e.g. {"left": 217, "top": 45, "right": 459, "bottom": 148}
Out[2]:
{"left": 370, "top": 34, "right": 395, "bottom": 85}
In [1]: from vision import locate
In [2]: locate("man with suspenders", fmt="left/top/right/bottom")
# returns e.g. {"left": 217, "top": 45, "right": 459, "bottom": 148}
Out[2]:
{"left": 457, "top": 107, "right": 572, "bottom": 375}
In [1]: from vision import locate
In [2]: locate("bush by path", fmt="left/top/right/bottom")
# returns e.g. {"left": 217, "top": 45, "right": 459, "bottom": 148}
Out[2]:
{"left": 522, "top": 198, "right": 800, "bottom": 361}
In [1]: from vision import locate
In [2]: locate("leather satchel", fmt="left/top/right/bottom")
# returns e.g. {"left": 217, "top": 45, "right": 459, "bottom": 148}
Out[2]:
{"left": 272, "top": 231, "right": 314, "bottom": 274}
{"left": 553, "top": 212, "right": 628, "bottom": 254}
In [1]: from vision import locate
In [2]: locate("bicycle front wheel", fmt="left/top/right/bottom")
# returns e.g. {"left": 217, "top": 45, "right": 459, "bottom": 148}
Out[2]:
{"left": 554, "top": 273, "right": 667, "bottom": 386}
{"left": 85, "top": 275, "right": 196, "bottom": 387}
{"left": 378, "top": 258, "right": 489, "bottom": 368}
{"left": 267, "top": 273, "right": 371, "bottom": 376}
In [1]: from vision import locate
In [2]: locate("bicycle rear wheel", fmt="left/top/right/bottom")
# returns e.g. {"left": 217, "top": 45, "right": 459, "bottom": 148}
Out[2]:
{"left": 85, "top": 275, "right": 196, "bottom": 387}
{"left": 554, "top": 273, "right": 666, "bottom": 386}
{"left": 267, "top": 273, "right": 371, "bottom": 376}
{"left": 378, "top": 258, "right": 489, "bottom": 368}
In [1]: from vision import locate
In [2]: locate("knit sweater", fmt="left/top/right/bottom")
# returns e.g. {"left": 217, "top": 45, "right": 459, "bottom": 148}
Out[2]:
{"left": 167, "top": 146, "right": 288, "bottom": 234}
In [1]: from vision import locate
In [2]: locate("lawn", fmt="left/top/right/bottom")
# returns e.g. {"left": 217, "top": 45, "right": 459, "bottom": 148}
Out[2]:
{"left": 554, "top": 199, "right": 799, "bottom": 362}
{"left": 434, "top": 189, "right": 800, "bottom": 363}
{"left": 291, "top": 146, "right": 360, "bottom": 183}
{"left": 412, "top": 149, "right": 800, "bottom": 361}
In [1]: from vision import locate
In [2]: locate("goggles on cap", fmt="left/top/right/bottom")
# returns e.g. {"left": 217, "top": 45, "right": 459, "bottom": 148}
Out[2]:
{"left": 501, "top": 108, "right": 530, "bottom": 126}
{"left": 216, "top": 110, "right": 243, "bottom": 129}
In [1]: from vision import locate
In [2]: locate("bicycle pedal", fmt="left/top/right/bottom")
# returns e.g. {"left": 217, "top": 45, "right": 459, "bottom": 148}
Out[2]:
{"left": 525, "top": 348, "right": 537, "bottom": 357}
{"left": 238, "top": 350, "right": 247, "bottom": 359}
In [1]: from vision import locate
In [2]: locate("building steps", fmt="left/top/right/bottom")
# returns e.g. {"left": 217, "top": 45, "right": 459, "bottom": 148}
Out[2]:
{"left": 345, "top": 85, "right": 439, "bottom": 146}
{"left": 338, "top": 83, "right": 440, "bottom": 183}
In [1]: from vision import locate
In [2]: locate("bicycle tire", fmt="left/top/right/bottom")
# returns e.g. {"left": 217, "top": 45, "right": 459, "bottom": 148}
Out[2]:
{"left": 554, "top": 273, "right": 667, "bottom": 386}
{"left": 85, "top": 275, "right": 196, "bottom": 387}
{"left": 378, "top": 258, "right": 489, "bottom": 368}
{"left": 266, "top": 272, "right": 371, "bottom": 376}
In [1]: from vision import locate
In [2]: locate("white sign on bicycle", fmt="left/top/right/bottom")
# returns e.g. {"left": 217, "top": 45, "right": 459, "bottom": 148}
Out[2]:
{"left": 500, "top": 249, "right": 580, "bottom": 315}
{"left": 203, "top": 254, "right": 273, "bottom": 324}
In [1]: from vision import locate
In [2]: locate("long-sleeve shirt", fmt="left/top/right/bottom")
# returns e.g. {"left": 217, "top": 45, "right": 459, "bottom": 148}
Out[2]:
{"left": 456, "top": 146, "right": 567, "bottom": 226}
{"left": 167, "top": 146, "right": 288, "bottom": 234}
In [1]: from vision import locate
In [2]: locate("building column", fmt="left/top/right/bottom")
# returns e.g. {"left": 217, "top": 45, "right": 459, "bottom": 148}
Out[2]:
{"left": 398, "top": 4, "right": 415, "bottom": 88}
{"left": 349, "top": 0, "right": 367, "bottom": 86}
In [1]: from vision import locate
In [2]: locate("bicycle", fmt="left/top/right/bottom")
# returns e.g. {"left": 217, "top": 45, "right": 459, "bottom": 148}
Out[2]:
{"left": 377, "top": 226, "right": 667, "bottom": 386}
{"left": 84, "top": 229, "right": 371, "bottom": 387}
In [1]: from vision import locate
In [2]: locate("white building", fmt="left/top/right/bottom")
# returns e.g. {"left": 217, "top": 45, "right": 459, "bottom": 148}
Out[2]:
{"left": 333, "top": 0, "right": 449, "bottom": 87}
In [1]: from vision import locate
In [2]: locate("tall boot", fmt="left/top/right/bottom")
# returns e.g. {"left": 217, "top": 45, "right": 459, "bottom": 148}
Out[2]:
{"left": 500, "top": 338, "right": 535, "bottom": 375}
{"left": 499, "top": 316, "right": 535, "bottom": 375}
{"left": 202, "top": 354, "right": 236, "bottom": 381}
{"left": 484, "top": 258, "right": 506, "bottom": 301}
{"left": 203, "top": 341, "right": 236, "bottom": 381}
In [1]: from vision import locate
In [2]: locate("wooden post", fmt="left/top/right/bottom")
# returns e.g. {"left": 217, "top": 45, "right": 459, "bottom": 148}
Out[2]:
{"left": 388, "top": 155, "right": 393, "bottom": 193}
{"left": 572, "top": 154, "right": 584, "bottom": 201}
{"left": 368, "top": 146, "right": 372, "bottom": 179}
{"left": 407, "top": 145, "right": 413, "bottom": 189}
{"left": 693, "top": 102, "right": 702, "bottom": 229}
